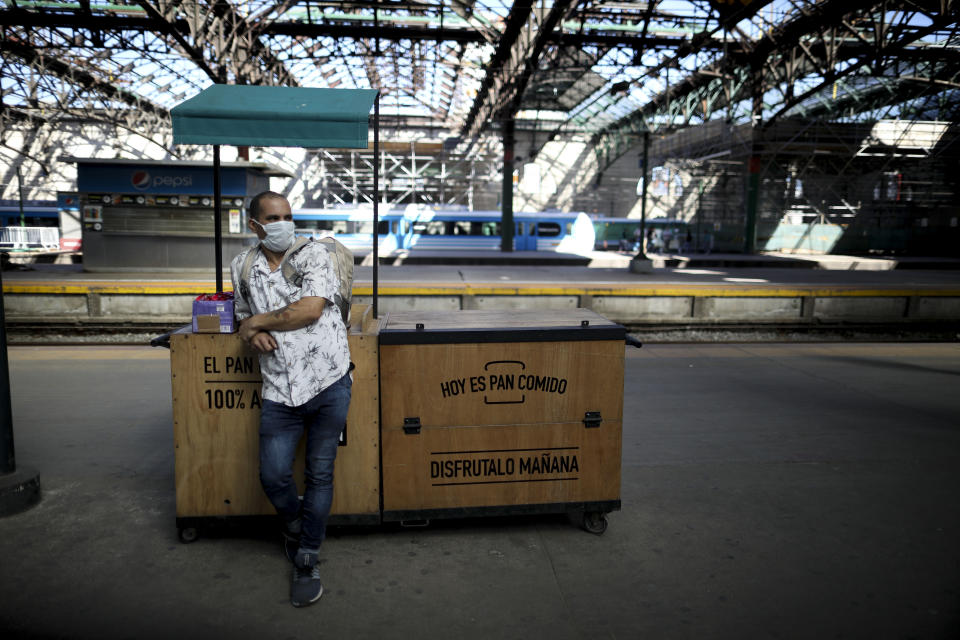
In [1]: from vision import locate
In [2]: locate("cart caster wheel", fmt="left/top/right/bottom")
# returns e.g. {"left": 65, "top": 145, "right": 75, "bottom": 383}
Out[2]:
{"left": 178, "top": 527, "right": 199, "bottom": 544}
{"left": 582, "top": 511, "right": 608, "bottom": 535}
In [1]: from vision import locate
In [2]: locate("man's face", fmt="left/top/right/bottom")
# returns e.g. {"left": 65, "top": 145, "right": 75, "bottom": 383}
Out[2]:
{"left": 248, "top": 197, "right": 293, "bottom": 240}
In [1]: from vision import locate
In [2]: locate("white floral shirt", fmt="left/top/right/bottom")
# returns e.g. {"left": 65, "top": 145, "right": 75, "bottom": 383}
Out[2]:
{"left": 230, "top": 242, "right": 350, "bottom": 407}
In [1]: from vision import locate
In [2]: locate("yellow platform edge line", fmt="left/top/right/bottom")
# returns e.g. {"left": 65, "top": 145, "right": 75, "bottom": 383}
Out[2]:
{"left": 5, "top": 283, "right": 960, "bottom": 297}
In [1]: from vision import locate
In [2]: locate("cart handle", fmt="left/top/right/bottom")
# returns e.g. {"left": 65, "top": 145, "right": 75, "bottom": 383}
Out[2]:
{"left": 150, "top": 331, "right": 173, "bottom": 349}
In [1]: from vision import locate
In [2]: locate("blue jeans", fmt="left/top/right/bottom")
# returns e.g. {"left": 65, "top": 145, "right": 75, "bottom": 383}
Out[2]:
{"left": 259, "top": 372, "right": 352, "bottom": 550}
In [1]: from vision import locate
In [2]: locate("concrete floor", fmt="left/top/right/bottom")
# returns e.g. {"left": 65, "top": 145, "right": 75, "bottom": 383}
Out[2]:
{"left": 1, "top": 343, "right": 958, "bottom": 639}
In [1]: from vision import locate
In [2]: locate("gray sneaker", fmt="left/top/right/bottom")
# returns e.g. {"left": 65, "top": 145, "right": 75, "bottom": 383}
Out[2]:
{"left": 290, "top": 551, "right": 323, "bottom": 608}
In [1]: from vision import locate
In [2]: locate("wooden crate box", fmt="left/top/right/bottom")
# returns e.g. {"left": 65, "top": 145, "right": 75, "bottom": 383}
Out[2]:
{"left": 170, "top": 304, "right": 381, "bottom": 523}
{"left": 378, "top": 309, "right": 624, "bottom": 520}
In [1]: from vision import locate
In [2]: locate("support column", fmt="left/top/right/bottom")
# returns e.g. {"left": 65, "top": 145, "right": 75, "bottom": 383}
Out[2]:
{"left": 501, "top": 117, "right": 515, "bottom": 253}
{"left": 630, "top": 130, "right": 653, "bottom": 274}
{"left": 744, "top": 150, "right": 761, "bottom": 255}
{"left": 0, "top": 265, "right": 41, "bottom": 517}
{"left": 745, "top": 71, "right": 763, "bottom": 255}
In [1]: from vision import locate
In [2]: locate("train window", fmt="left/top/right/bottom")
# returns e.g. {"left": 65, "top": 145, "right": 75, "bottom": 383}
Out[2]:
{"left": 353, "top": 221, "right": 390, "bottom": 235}
{"left": 537, "top": 222, "right": 562, "bottom": 237}
{"left": 412, "top": 221, "right": 446, "bottom": 235}
{"left": 529, "top": 224, "right": 536, "bottom": 236}
{"left": 566, "top": 223, "right": 572, "bottom": 235}
{"left": 517, "top": 223, "right": 524, "bottom": 236}
{"left": 452, "top": 221, "right": 471, "bottom": 235}
{"left": 481, "top": 222, "right": 500, "bottom": 236}
{"left": 296, "top": 220, "right": 335, "bottom": 231}
{"left": 392, "top": 221, "right": 398, "bottom": 234}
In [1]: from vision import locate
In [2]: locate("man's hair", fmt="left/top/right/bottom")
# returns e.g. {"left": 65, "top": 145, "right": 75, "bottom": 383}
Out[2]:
{"left": 248, "top": 191, "right": 288, "bottom": 222}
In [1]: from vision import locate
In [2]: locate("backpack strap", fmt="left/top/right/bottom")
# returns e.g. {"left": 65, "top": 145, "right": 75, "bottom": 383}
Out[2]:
{"left": 280, "top": 237, "right": 312, "bottom": 288}
{"left": 238, "top": 246, "right": 259, "bottom": 302}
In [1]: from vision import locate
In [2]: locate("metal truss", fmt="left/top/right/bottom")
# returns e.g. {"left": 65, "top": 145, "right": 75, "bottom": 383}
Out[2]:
{"left": 589, "top": 0, "right": 960, "bottom": 173}
{"left": 304, "top": 145, "right": 501, "bottom": 208}
{"left": 0, "top": 29, "right": 173, "bottom": 172}
{"left": 0, "top": 0, "right": 958, "bottom": 210}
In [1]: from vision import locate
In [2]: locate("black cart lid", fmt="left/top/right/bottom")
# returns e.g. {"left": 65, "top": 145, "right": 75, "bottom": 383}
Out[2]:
{"left": 379, "top": 309, "right": 625, "bottom": 345}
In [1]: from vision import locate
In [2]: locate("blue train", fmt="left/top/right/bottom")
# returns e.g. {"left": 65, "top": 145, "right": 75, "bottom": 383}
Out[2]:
{"left": 0, "top": 204, "right": 59, "bottom": 228}
{"left": 292, "top": 206, "right": 596, "bottom": 254}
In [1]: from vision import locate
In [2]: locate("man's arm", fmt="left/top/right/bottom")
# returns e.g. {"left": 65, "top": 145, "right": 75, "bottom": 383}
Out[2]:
{"left": 230, "top": 256, "right": 253, "bottom": 322}
{"left": 238, "top": 296, "right": 326, "bottom": 343}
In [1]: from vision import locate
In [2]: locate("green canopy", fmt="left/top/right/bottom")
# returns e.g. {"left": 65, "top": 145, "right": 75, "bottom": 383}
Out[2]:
{"left": 171, "top": 85, "right": 378, "bottom": 148}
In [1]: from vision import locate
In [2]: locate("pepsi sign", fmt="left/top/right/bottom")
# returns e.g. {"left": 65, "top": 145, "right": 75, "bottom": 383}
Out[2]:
{"left": 132, "top": 171, "right": 151, "bottom": 190}
{"left": 132, "top": 171, "right": 193, "bottom": 191}
{"left": 77, "top": 162, "right": 246, "bottom": 195}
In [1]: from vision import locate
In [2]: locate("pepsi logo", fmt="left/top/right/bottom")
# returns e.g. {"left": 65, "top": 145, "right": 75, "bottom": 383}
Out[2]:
{"left": 132, "top": 171, "right": 151, "bottom": 190}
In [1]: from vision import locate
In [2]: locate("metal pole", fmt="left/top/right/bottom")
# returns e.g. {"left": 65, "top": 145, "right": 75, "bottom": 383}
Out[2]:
{"left": 745, "top": 153, "right": 761, "bottom": 254}
{"left": 16, "top": 167, "right": 25, "bottom": 227}
{"left": 0, "top": 266, "right": 14, "bottom": 475}
{"left": 373, "top": 94, "right": 380, "bottom": 319}
{"left": 636, "top": 130, "right": 650, "bottom": 259}
{"left": 696, "top": 179, "right": 704, "bottom": 253}
{"left": 213, "top": 145, "right": 223, "bottom": 293}
{"left": 501, "top": 117, "right": 515, "bottom": 252}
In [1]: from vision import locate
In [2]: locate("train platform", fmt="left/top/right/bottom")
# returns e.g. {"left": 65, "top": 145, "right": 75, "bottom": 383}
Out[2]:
{"left": 1, "top": 343, "right": 957, "bottom": 638}
{"left": 2, "top": 260, "right": 960, "bottom": 341}
{"left": 7, "top": 247, "right": 960, "bottom": 270}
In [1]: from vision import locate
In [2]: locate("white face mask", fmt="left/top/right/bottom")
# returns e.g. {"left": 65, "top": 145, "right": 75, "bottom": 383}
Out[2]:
{"left": 252, "top": 219, "right": 295, "bottom": 253}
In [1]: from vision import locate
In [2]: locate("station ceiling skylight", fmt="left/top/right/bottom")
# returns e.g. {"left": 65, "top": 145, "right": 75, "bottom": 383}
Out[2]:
{"left": 1, "top": 1, "right": 957, "bottom": 164}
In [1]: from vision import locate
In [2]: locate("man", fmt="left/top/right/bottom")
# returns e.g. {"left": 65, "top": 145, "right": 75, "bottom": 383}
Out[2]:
{"left": 231, "top": 191, "right": 351, "bottom": 608}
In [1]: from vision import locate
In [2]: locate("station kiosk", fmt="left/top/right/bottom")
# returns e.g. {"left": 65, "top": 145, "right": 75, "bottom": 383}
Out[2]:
{"left": 164, "top": 85, "right": 627, "bottom": 542}
{"left": 66, "top": 157, "right": 291, "bottom": 271}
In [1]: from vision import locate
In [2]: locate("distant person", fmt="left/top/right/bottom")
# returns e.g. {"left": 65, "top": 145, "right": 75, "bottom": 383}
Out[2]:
{"left": 232, "top": 191, "right": 352, "bottom": 608}
{"left": 619, "top": 230, "right": 633, "bottom": 251}
{"left": 662, "top": 228, "right": 674, "bottom": 254}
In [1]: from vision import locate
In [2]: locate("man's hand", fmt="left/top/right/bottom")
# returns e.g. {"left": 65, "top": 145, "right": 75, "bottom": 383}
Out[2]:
{"left": 238, "top": 317, "right": 259, "bottom": 343}
{"left": 238, "top": 318, "right": 277, "bottom": 352}
{"left": 249, "top": 331, "right": 278, "bottom": 353}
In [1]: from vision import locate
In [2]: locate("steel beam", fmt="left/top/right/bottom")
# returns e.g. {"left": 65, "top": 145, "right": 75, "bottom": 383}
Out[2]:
{"left": 590, "top": 0, "right": 958, "bottom": 173}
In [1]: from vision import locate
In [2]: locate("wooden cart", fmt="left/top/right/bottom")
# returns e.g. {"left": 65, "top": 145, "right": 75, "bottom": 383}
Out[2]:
{"left": 169, "top": 305, "right": 383, "bottom": 542}
{"left": 168, "top": 306, "right": 625, "bottom": 539}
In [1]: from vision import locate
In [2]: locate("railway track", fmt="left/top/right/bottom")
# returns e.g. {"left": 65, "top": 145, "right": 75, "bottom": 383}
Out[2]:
{"left": 5, "top": 320, "right": 958, "bottom": 345}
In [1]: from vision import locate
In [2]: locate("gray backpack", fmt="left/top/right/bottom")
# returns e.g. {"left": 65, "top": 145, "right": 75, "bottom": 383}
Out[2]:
{"left": 239, "top": 236, "right": 354, "bottom": 325}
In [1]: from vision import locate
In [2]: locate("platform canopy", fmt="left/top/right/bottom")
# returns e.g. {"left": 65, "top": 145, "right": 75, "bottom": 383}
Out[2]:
{"left": 171, "top": 85, "right": 377, "bottom": 149}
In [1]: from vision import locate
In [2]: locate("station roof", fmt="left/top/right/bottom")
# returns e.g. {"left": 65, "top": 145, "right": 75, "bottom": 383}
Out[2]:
{"left": 2, "top": 1, "right": 958, "bottom": 176}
